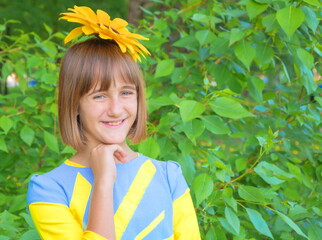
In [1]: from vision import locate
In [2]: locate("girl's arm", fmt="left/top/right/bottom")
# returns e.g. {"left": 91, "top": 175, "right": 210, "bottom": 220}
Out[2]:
{"left": 86, "top": 144, "right": 127, "bottom": 240}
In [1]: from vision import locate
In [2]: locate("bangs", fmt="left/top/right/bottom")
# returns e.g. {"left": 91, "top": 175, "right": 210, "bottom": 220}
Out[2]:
{"left": 75, "top": 39, "right": 141, "bottom": 96}
{"left": 91, "top": 53, "right": 137, "bottom": 93}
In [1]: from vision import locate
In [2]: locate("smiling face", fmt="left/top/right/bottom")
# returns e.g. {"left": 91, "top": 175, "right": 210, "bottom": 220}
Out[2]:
{"left": 58, "top": 38, "right": 147, "bottom": 151}
{"left": 78, "top": 78, "right": 138, "bottom": 148}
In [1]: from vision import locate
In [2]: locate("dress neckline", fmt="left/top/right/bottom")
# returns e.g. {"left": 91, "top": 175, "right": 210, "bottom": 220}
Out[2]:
{"left": 64, "top": 153, "right": 142, "bottom": 168}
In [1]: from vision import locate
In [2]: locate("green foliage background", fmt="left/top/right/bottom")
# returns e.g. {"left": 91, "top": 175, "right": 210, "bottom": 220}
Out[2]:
{"left": 0, "top": 0, "right": 321, "bottom": 239}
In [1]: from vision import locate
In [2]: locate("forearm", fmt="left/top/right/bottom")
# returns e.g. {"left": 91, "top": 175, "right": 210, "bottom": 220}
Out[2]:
{"left": 87, "top": 179, "right": 115, "bottom": 240}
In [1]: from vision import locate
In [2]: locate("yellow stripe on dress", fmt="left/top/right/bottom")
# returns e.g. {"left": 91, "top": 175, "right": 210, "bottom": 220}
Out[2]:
{"left": 69, "top": 172, "right": 92, "bottom": 228}
{"left": 114, "top": 160, "right": 156, "bottom": 240}
{"left": 172, "top": 189, "right": 201, "bottom": 240}
{"left": 135, "top": 211, "right": 165, "bottom": 240}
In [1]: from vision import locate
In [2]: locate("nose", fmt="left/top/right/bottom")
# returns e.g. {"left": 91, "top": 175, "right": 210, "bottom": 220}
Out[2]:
{"left": 107, "top": 97, "right": 123, "bottom": 117}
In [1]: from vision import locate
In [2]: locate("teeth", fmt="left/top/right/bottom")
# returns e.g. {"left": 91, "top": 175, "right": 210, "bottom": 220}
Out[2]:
{"left": 105, "top": 120, "right": 122, "bottom": 126}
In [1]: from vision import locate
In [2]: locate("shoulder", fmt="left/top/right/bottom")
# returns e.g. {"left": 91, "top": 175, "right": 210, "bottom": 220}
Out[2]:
{"left": 27, "top": 163, "right": 75, "bottom": 206}
{"left": 144, "top": 156, "right": 188, "bottom": 201}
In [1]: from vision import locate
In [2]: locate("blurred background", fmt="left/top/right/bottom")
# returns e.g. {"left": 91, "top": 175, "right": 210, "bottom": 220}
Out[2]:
{"left": 0, "top": 0, "right": 321, "bottom": 239}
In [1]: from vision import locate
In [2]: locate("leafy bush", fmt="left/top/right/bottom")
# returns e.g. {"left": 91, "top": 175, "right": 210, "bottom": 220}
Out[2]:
{"left": 1, "top": 0, "right": 321, "bottom": 239}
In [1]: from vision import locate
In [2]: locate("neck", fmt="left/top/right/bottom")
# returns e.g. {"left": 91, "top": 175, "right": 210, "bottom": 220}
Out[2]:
{"left": 71, "top": 142, "right": 137, "bottom": 167}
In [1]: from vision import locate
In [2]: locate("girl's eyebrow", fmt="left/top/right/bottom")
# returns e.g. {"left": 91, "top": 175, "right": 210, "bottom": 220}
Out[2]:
{"left": 121, "top": 85, "right": 136, "bottom": 90}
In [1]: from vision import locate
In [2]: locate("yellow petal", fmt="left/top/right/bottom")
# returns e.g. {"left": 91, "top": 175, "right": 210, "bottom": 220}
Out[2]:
{"left": 114, "top": 40, "right": 127, "bottom": 53}
{"left": 64, "top": 27, "right": 83, "bottom": 44}
{"left": 130, "top": 33, "right": 149, "bottom": 40}
{"left": 97, "top": 9, "right": 110, "bottom": 26}
{"left": 132, "top": 52, "right": 141, "bottom": 62}
{"left": 100, "top": 30, "right": 115, "bottom": 39}
{"left": 98, "top": 33, "right": 113, "bottom": 40}
{"left": 59, "top": 15, "right": 90, "bottom": 26}
{"left": 82, "top": 26, "right": 96, "bottom": 35}
{"left": 111, "top": 18, "right": 128, "bottom": 30}
{"left": 74, "top": 6, "right": 98, "bottom": 24}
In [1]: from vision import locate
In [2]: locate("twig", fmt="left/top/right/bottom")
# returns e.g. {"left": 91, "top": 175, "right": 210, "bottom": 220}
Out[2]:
{"left": 0, "top": 47, "right": 22, "bottom": 54}
{"left": 178, "top": 0, "right": 208, "bottom": 14}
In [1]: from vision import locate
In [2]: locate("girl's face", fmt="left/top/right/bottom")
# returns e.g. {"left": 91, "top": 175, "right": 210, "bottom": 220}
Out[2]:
{"left": 78, "top": 77, "right": 138, "bottom": 149}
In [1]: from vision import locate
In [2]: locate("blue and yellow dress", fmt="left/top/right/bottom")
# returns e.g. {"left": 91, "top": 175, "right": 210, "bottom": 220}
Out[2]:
{"left": 27, "top": 154, "right": 200, "bottom": 240}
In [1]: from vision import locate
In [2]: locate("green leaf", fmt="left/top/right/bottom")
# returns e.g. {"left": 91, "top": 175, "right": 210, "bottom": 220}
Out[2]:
{"left": 276, "top": 6, "right": 305, "bottom": 39}
{"left": 286, "top": 162, "right": 302, "bottom": 182}
{"left": 27, "top": 56, "right": 43, "bottom": 68}
{"left": 20, "top": 230, "right": 40, "bottom": 240}
{"left": 182, "top": 119, "right": 205, "bottom": 140}
{"left": 276, "top": 210, "right": 308, "bottom": 239}
{"left": 301, "top": 6, "right": 319, "bottom": 33}
{"left": 214, "top": 160, "right": 233, "bottom": 174}
{"left": 246, "top": 1, "right": 268, "bottom": 19}
{"left": 40, "top": 72, "right": 57, "bottom": 84}
{"left": 171, "top": 67, "right": 187, "bottom": 83}
{"left": 235, "top": 158, "right": 247, "bottom": 172}
{"left": 210, "top": 36, "right": 230, "bottom": 55}
{"left": 173, "top": 35, "right": 200, "bottom": 51}
{"left": 308, "top": 223, "right": 322, "bottom": 240}
{"left": 303, "top": 0, "right": 322, "bottom": 7}
{"left": 179, "top": 100, "right": 205, "bottom": 122}
{"left": 0, "top": 116, "right": 13, "bottom": 134}
{"left": 246, "top": 208, "right": 274, "bottom": 239}
{"left": 20, "top": 125, "right": 35, "bottom": 146}
{"left": 234, "top": 40, "right": 256, "bottom": 69}
{"left": 202, "top": 115, "right": 230, "bottom": 134}
{"left": 223, "top": 188, "right": 237, "bottom": 212}
{"left": 210, "top": 97, "right": 254, "bottom": 119}
{"left": 238, "top": 185, "right": 266, "bottom": 203}
{"left": 1, "top": 61, "right": 14, "bottom": 80}
{"left": 225, "top": 207, "right": 240, "bottom": 235}
{"left": 218, "top": 217, "right": 239, "bottom": 235}
{"left": 254, "top": 161, "right": 294, "bottom": 185}
{"left": 298, "top": 64, "right": 317, "bottom": 94}
{"left": 148, "top": 96, "right": 173, "bottom": 113}
{"left": 255, "top": 43, "right": 274, "bottom": 67}
{"left": 262, "top": 14, "right": 279, "bottom": 32}
{"left": 44, "top": 131, "right": 59, "bottom": 153}
{"left": 154, "top": 59, "right": 175, "bottom": 78}
{"left": 192, "top": 173, "right": 214, "bottom": 205}
{"left": 138, "top": 137, "right": 160, "bottom": 159}
{"left": 191, "top": 13, "right": 222, "bottom": 27}
{"left": 297, "top": 48, "right": 314, "bottom": 69}
{"left": 195, "top": 30, "right": 216, "bottom": 46}
{"left": 20, "top": 212, "right": 36, "bottom": 228}
{"left": 23, "top": 97, "right": 38, "bottom": 108}
{"left": 0, "top": 138, "right": 8, "bottom": 153}
{"left": 9, "top": 194, "right": 26, "bottom": 212}
{"left": 229, "top": 28, "right": 245, "bottom": 46}
{"left": 248, "top": 76, "right": 264, "bottom": 103}
{"left": 178, "top": 154, "right": 196, "bottom": 185}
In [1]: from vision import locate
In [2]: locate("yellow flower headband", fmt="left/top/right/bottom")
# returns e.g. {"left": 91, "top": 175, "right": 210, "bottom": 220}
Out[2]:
{"left": 59, "top": 6, "right": 150, "bottom": 62}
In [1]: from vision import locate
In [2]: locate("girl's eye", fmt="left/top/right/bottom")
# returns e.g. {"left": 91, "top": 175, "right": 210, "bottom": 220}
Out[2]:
{"left": 93, "top": 95, "right": 105, "bottom": 100}
{"left": 121, "top": 91, "right": 135, "bottom": 96}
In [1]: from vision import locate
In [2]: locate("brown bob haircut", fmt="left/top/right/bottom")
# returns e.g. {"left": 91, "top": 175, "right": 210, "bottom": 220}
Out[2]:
{"left": 58, "top": 38, "right": 147, "bottom": 150}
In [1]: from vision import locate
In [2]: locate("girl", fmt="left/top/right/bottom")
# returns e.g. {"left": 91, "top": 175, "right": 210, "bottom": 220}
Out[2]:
{"left": 27, "top": 6, "right": 200, "bottom": 240}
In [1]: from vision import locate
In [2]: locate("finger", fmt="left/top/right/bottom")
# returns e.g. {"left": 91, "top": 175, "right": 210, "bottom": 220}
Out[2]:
{"left": 114, "top": 150, "right": 127, "bottom": 163}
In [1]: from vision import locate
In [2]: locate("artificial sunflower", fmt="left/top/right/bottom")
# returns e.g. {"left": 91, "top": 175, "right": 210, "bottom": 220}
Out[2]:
{"left": 59, "top": 6, "right": 150, "bottom": 61}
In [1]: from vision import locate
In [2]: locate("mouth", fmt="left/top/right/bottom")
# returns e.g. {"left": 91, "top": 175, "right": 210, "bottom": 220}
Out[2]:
{"left": 102, "top": 119, "right": 126, "bottom": 128}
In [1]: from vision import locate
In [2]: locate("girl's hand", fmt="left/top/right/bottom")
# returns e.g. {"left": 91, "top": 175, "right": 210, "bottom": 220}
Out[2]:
{"left": 89, "top": 144, "right": 127, "bottom": 182}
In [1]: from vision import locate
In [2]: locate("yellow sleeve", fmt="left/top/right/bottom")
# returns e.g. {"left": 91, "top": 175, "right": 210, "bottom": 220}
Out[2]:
{"left": 29, "top": 203, "right": 107, "bottom": 240}
{"left": 173, "top": 189, "right": 201, "bottom": 240}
